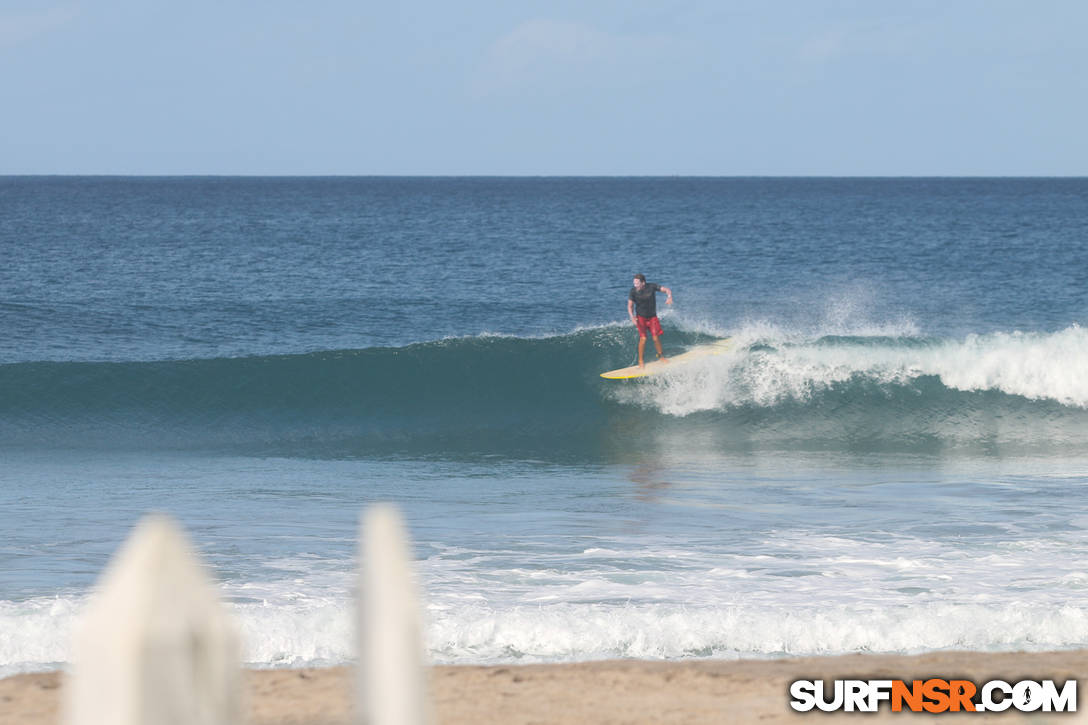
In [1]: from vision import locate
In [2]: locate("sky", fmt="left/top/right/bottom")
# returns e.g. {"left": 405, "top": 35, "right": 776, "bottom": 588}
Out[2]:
{"left": 2, "top": 0, "right": 1086, "bottom": 175}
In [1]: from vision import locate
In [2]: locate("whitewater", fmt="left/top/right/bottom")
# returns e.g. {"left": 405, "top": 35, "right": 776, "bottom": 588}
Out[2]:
{"left": 5, "top": 451, "right": 1088, "bottom": 675}
{"left": 621, "top": 324, "right": 1088, "bottom": 413}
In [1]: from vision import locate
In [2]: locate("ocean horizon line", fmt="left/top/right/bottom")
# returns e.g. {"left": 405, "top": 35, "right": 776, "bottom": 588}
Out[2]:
{"left": 3, "top": 173, "right": 1087, "bottom": 180}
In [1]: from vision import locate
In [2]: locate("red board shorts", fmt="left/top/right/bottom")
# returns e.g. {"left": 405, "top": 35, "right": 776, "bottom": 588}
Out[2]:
{"left": 636, "top": 316, "right": 664, "bottom": 338}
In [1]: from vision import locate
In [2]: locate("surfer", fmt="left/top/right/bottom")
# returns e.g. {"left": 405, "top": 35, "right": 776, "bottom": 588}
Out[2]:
{"left": 628, "top": 273, "right": 673, "bottom": 368}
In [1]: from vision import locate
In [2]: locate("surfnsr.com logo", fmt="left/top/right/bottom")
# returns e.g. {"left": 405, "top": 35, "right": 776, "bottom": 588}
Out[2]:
{"left": 789, "top": 678, "right": 1077, "bottom": 713}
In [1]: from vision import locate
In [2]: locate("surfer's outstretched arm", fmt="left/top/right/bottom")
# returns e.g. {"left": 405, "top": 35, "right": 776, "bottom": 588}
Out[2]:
{"left": 660, "top": 286, "right": 674, "bottom": 305}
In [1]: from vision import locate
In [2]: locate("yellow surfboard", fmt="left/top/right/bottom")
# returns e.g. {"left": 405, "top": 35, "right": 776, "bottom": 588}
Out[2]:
{"left": 600, "top": 339, "right": 733, "bottom": 380}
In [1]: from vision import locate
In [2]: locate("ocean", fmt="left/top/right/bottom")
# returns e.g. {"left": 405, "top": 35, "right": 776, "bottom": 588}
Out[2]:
{"left": 2, "top": 176, "right": 1088, "bottom": 676}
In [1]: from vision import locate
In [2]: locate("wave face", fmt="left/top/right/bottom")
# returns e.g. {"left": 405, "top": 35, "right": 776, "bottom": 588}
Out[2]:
{"left": 0, "top": 327, "right": 629, "bottom": 458}
{"left": 4, "top": 325, "right": 1088, "bottom": 458}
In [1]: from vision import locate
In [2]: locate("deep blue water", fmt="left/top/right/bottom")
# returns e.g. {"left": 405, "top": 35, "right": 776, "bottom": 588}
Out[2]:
{"left": 2, "top": 177, "right": 1088, "bottom": 674}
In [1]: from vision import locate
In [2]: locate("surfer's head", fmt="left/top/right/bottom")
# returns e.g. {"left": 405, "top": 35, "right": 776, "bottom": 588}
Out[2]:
{"left": 633, "top": 273, "right": 646, "bottom": 289}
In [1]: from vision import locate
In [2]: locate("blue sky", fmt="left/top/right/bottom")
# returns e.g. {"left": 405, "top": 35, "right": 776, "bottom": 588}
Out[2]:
{"left": 3, "top": 0, "right": 1086, "bottom": 175}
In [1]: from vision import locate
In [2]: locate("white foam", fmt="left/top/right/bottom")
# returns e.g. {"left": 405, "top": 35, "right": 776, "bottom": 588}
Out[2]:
{"left": 426, "top": 601, "right": 1088, "bottom": 663}
{"left": 613, "top": 324, "right": 1088, "bottom": 415}
{"left": 934, "top": 327, "right": 1088, "bottom": 406}
{"left": 0, "top": 598, "right": 77, "bottom": 677}
{"left": 5, "top": 525, "right": 1087, "bottom": 673}
{"left": 5, "top": 594, "right": 1086, "bottom": 675}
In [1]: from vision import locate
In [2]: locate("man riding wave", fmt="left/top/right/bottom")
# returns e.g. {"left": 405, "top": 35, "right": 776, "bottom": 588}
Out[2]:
{"left": 627, "top": 273, "right": 673, "bottom": 368}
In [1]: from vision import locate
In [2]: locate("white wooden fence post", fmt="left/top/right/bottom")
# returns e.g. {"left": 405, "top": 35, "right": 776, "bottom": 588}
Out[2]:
{"left": 358, "top": 504, "right": 431, "bottom": 725}
{"left": 64, "top": 514, "right": 241, "bottom": 725}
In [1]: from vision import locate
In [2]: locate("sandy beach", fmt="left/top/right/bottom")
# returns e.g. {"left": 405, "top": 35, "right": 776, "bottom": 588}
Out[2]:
{"left": 2, "top": 650, "right": 1084, "bottom": 725}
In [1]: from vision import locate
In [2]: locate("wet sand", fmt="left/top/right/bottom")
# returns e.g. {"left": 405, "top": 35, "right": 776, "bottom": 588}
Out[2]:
{"left": 2, "top": 650, "right": 1085, "bottom": 724}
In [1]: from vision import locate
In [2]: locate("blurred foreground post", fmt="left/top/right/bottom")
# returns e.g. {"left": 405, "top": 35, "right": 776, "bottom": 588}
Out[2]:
{"left": 65, "top": 514, "right": 241, "bottom": 725}
{"left": 359, "top": 504, "right": 432, "bottom": 725}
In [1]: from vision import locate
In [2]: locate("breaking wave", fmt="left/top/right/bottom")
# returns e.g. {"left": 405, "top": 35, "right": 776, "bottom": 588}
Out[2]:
{"left": 3, "top": 324, "right": 1088, "bottom": 458}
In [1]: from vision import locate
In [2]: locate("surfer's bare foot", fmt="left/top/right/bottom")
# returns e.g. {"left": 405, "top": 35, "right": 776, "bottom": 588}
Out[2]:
{"left": 659, "top": 356, "right": 669, "bottom": 363}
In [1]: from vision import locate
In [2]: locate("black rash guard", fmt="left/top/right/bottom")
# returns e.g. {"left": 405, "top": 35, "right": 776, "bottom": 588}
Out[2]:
{"left": 629, "top": 283, "right": 662, "bottom": 318}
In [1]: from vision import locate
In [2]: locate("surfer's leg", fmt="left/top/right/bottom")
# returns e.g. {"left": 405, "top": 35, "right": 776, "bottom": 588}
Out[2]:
{"left": 638, "top": 336, "right": 647, "bottom": 367}
{"left": 652, "top": 333, "right": 668, "bottom": 362}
